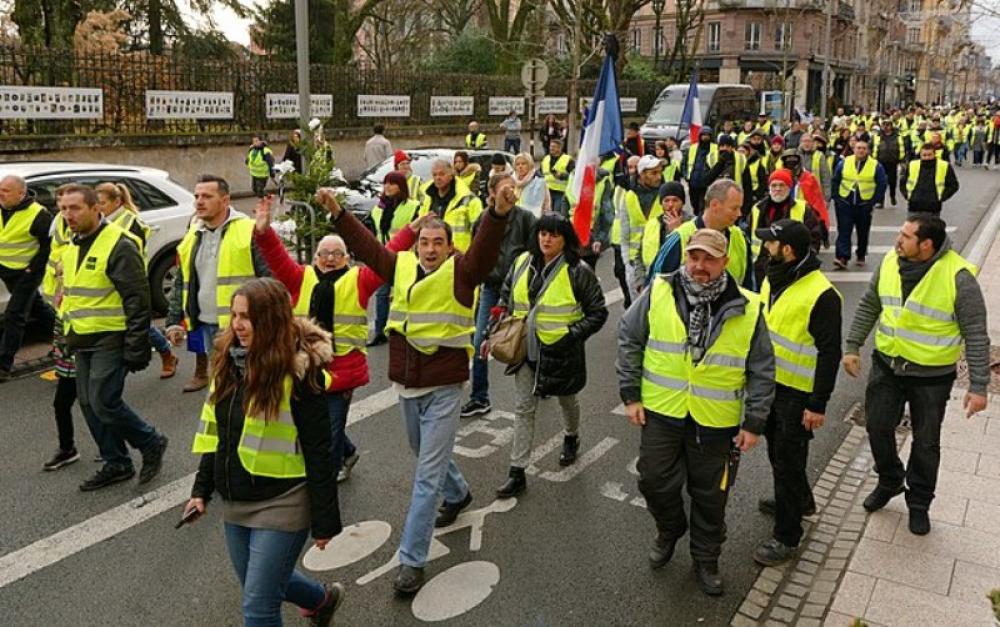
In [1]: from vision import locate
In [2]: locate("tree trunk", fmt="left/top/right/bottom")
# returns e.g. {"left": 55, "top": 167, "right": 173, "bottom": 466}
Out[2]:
{"left": 149, "top": 0, "right": 163, "bottom": 54}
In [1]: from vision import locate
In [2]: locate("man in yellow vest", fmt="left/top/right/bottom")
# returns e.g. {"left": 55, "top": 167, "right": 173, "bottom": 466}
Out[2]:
{"left": 245, "top": 135, "right": 274, "bottom": 199}
{"left": 900, "top": 143, "right": 959, "bottom": 217}
{"left": 872, "top": 120, "right": 905, "bottom": 208}
{"left": 464, "top": 120, "right": 488, "bottom": 149}
{"left": 842, "top": 215, "right": 990, "bottom": 535}
{"left": 618, "top": 228, "right": 774, "bottom": 596}
{"left": 749, "top": 168, "right": 823, "bottom": 285}
{"left": 56, "top": 184, "right": 168, "bottom": 491}
{"left": 0, "top": 175, "right": 55, "bottom": 379}
{"left": 830, "top": 137, "right": 887, "bottom": 269}
{"left": 752, "top": 220, "right": 842, "bottom": 565}
{"left": 418, "top": 159, "right": 483, "bottom": 253}
{"left": 165, "top": 175, "right": 270, "bottom": 392}
{"left": 315, "top": 179, "right": 514, "bottom": 595}
{"left": 541, "top": 138, "right": 574, "bottom": 211}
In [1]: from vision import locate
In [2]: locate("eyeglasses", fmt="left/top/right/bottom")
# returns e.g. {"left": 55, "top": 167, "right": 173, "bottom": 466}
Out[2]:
{"left": 316, "top": 250, "right": 347, "bottom": 259}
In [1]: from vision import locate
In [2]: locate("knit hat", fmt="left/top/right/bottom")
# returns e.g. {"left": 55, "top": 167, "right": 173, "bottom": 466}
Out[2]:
{"left": 491, "top": 153, "right": 507, "bottom": 166}
{"left": 393, "top": 150, "right": 410, "bottom": 168}
{"left": 660, "top": 181, "right": 686, "bottom": 203}
{"left": 768, "top": 168, "right": 794, "bottom": 188}
{"left": 770, "top": 135, "right": 785, "bottom": 148}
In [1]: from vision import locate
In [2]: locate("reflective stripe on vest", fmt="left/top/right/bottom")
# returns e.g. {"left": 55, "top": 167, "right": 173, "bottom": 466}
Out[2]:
{"left": 839, "top": 156, "right": 877, "bottom": 201}
{"left": 0, "top": 201, "right": 44, "bottom": 270}
{"left": 418, "top": 180, "right": 480, "bottom": 252}
{"left": 750, "top": 200, "right": 807, "bottom": 258}
{"left": 622, "top": 190, "right": 654, "bottom": 262}
{"left": 874, "top": 250, "right": 975, "bottom": 366}
{"left": 905, "top": 159, "right": 948, "bottom": 200}
{"left": 873, "top": 134, "right": 905, "bottom": 161}
{"left": 761, "top": 270, "right": 840, "bottom": 392}
{"left": 641, "top": 277, "right": 760, "bottom": 428}
{"left": 686, "top": 144, "right": 719, "bottom": 178}
{"left": 60, "top": 223, "right": 129, "bottom": 335}
{"left": 542, "top": 154, "right": 572, "bottom": 192}
{"left": 384, "top": 252, "right": 476, "bottom": 357}
{"left": 640, "top": 197, "right": 669, "bottom": 268}
{"left": 676, "top": 220, "right": 749, "bottom": 285}
{"left": 610, "top": 185, "right": 625, "bottom": 246}
{"left": 465, "top": 133, "right": 486, "bottom": 149}
{"left": 371, "top": 198, "right": 420, "bottom": 243}
{"left": 177, "top": 217, "right": 257, "bottom": 329}
{"left": 42, "top": 212, "right": 73, "bottom": 304}
{"left": 510, "top": 252, "right": 584, "bottom": 345}
{"left": 294, "top": 266, "right": 369, "bottom": 356}
{"left": 247, "top": 146, "right": 273, "bottom": 178}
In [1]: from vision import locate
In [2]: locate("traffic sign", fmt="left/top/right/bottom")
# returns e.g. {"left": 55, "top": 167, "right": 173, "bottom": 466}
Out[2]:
{"left": 521, "top": 59, "right": 549, "bottom": 91}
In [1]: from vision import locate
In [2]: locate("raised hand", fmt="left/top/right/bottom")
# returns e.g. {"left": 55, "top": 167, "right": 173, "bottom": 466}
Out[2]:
{"left": 254, "top": 194, "right": 274, "bottom": 233}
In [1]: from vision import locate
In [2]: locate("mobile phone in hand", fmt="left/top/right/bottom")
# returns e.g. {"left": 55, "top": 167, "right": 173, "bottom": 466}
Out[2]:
{"left": 174, "top": 506, "right": 201, "bottom": 529}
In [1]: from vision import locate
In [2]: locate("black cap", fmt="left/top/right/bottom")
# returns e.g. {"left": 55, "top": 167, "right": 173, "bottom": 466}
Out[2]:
{"left": 660, "top": 181, "right": 686, "bottom": 203}
{"left": 718, "top": 134, "right": 736, "bottom": 147}
{"left": 491, "top": 153, "right": 507, "bottom": 166}
{"left": 755, "top": 219, "right": 811, "bottom": 259}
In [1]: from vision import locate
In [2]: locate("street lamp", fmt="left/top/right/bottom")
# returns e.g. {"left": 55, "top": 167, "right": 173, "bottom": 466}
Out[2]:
{"left": 652, "top": 0, "right": 666, "bottom": 72}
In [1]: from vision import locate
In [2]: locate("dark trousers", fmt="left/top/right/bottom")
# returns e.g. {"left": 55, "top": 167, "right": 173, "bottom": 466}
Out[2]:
{"left": 864, "top": 358, "right": 954, "bottom": 510}
{"left": 637, "top": 415, "right": 734, "bottom": 565}
{"left": 765, "top": 389, "right": 813, "bottom": 547}
{"left": 251, "top": 176, "right": 268, "bottom": 198}
{"left": 504, "top": 138, "right": 521, "bottom": 154}
{"left": 879, "top": 160, "right": 898, "bottom": 203}
{"left": 689, "top": 187, "right": 707, "bottom": 216}
{"left": 973, "top": 149, "right": 985, "bottom": 165}
{"left": 612, "top": 245, "right": 631, "bottom": 309}
{"left": 0, "top": 266, "right": 55, "bottom": 370}
{"left": 326, "top": 390, "right": 357, "bottom": 474}
{"left": 581, "top": 251, "right": 599, "bottom": 271}
{"left": 54, "top": 375, "right": 78, "bottom": 452}
{"left": 987, "top": 144, "right": 1000, "bottom": 165}
{"left": 834, "top": 200, "right": 873, "bottom": 261}
{"left": 549, "top": 190, "right": 565, "bottom": 213}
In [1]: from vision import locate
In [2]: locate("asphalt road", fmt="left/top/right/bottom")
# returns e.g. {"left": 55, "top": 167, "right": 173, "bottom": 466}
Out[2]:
{"left": 1, "top": 166, "right": 998, "bottom": 627}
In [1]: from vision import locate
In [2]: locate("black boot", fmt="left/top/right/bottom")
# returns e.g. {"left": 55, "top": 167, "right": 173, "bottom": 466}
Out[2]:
{"left": 559, "top": 434, "right": 580, "bottom": 467}
{"left": 495, "top": 467, "right": 526, "bottom": 499}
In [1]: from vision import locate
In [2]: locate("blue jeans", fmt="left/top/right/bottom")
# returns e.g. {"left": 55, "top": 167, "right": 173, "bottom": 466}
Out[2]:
{"left": 188, "top": 323, "right": 219, "bottom": 354}
{"left": 398, "top": 384, "right": 469, "bottom": 567}
{"left": 954, "top": 143, "right": 968, "bottom": 165}
{"left": 327, "top": 391, "right": 357, "bottom": 473}
{"left": 223, "top": 523, "right": 326, "bottom": 627}
{"left": 834, "top": 200, "right": 873, "bottom": 261}
{"left": 148, "top": 325, "right": 171, "bottom": 355}
{"left": 75, "top": 346, "right": 159, "bottom": 469}
{"left": 372, "top": 283, "right": 390, "bottom": 339}
{"left": 470, "top": 284, "right": 500, "bottom": 404}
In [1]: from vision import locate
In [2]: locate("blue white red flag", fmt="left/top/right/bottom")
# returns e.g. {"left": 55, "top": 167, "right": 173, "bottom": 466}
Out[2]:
{"left": 679, "top": 67, "right": 702, "bottom": 145}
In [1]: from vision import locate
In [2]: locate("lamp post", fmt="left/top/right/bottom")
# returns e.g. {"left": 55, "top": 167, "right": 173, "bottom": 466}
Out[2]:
{"left": 652, "top": 0, "right": 666, "bottom": 72}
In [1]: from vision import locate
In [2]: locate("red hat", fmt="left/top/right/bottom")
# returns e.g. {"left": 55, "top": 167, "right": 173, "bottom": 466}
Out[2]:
{"left": 768, "top": 168, "right": 794, "bottom": 188}
{"left": 393, "top": 150, "right": 410, "bottom": 168}
{"left": 770, "top": 135, "right": 785, "bottom": 147}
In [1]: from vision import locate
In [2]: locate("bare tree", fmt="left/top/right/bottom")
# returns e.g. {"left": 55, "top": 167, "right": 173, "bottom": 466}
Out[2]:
{"left": 423, "top": 0, "right": 483, "bottom": 36}
{"left": 482, "top": 0, "right": 542, "bottom": 69}
{"left": 360, "top": 0, "right": 438, "bottom": 70}
{"left": 662, "top": 0, "right": 705, "bottom": 83}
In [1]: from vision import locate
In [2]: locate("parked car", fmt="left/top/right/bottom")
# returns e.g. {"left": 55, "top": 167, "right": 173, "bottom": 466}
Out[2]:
{"left": 640, "top": 83, "right": 758, "bottom": 149}
{"left": 0, "top": 162, "right": 195, "bottom": 316}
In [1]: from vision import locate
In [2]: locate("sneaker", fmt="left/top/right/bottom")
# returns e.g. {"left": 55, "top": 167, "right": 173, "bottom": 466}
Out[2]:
{"left": 139, "top": 435, "right": 169, "bottom": 484}
{"left": 863, "top": 484, "right": 905, "bottom": 512}
{"left": 908, "top": 508, "right": 931, "bottom": 535}
{"left": 337, "top": 452, "right": 360, "bottom": 483}
{"left": 460, "top": 399, "right": 491, "bottom": 418}
{"left": 80, "top": 465, "right": 135, "bottom": 491}
{"left": 753, "top": 538, "right": 798, "bottom": 566}
{"left": 393, "top": 565, "right": 425, "bottom": 594}
{"left": 306, "top": 583, "right": 345, "bottom": 626}
{"left": 43, "top": 448, "right": 80, "bottom": 471}
{"left": 833, "top": 258, "right": 848, "bottom": 270}
{"left": 435, "top": 491, "right": 473, "bottom": 528}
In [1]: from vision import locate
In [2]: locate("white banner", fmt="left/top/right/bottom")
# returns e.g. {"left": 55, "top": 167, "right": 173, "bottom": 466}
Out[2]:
{"left": 265, "top": 94, "right": 333, "bottom": 119}
{"left": 430, "top": 96, "right": 474, "bottom": 117}
{"left": 357, "top": 95, "right": 410, "bottom": 118}
{"left": 579, "top": 96, "right": 638, "bottom": 114}
{"left": 146, "top": 90, "right": 233, "bottom": 119}
{"left": 489, "top": 97, "right": 525, "bottom": 116}
{"left": 0, "top": 86, "right": 103, "bottom": 120}
{"left": 537, "top": 97, "right": 568, "bottom": 115}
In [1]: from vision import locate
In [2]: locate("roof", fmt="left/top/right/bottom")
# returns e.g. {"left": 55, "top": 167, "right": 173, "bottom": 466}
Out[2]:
{"left": 0, "top": 161, "right": 172, "bottom": 180}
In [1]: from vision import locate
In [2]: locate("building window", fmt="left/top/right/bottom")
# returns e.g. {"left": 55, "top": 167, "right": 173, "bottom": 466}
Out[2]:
{"left": 907, "top": 27, "right": 920, "bottom": 43}
{"left": 630, "top": 28, "right": 641, "bottom": 52}
{"left": 908, "top": 0, "right": 920, "bottom": 12}
{"left": 774, "top": 22, "right": 791, "bottom": 50}
{"left": 707, "top": 22, "right": 721, "bottom": 52}
{"left": 745, "top": 22, "right": 761, "bottom": 51}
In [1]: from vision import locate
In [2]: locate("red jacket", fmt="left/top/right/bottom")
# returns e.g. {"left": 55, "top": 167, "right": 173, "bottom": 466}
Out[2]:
{"left": 254, "top": 224, "right": 417, "bottom": 392}
{"left": 796, "top": 170, "right": 829, "bottom": 226}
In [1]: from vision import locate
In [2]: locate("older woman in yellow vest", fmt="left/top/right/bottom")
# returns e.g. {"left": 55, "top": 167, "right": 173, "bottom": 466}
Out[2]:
{"left": 491, "top": 212, "right": 609, "bottom": 498}
{"left": 186, "top": 278, "right": 345, "bottom": 625}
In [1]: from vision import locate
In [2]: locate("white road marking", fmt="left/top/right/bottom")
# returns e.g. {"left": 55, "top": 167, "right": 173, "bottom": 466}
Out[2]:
{"left": 411, "top": 561, "right": 500, "bottom": 622}
{"left": 828, "top": 225, "right": 955, "bottom": 233}
{"left": 824, "top": 272, "right": 874, "bottom": 283}
{"left": 301, "top": 520, "right": 392, "bottom": 572}
{"left": 538, "top": 437, "right": 619, "bottom": 482}
{"left": 454, "top": 411, "right": 516, "bottom": 459}
{"left": 820, "top": 245, "right": 894, "bottom": 254}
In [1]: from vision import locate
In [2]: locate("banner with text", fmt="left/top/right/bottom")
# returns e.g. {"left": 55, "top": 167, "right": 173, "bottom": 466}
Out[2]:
{"left": 146, "top": 90, "right": 233, "bottom": 119}
{"left": 489, "top": 97, "right": 525, "bottom": 116}
{"left": 537, "top": 97, "right": 568, "bottom": 115}
{"left": 357, "top": 95, "right": 411, "bottom": 117}
{"left": 265, "top": 94, "right": 334, "bottom": 119}
{"left": 430, "top": 96, "right": 475, "bottom": 117}
{"left": 0, "top": 86, "right": 103, "bottom": 120}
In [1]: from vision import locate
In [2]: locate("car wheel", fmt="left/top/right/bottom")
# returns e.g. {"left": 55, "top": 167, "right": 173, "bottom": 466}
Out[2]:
{"left": 149, "top": 253, "right": 178, "bottom": 317}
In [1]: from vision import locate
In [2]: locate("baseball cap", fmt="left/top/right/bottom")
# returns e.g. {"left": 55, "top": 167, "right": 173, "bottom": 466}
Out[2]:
{"left": 754, "top": 219, "right": 811, "bottom": 259}
{"left": 637, "top": 154, "right": 662, "bottom": 174}
{"left": 685, "top": 229, "right": 728, "bottom": 258}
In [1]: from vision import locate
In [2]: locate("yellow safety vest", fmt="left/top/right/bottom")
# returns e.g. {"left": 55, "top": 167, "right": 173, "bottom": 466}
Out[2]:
{"left": 0, "top": 200, "right": 45, "bottom": 270}
{"left": 60, "top": 223, "right": 131, "bottom": 335}
{"left": 109, "top": 209, "right": 152, "bottom": 258}
{"left": 465, "top": 133, "right": 487, "bottom": 149}
{"left": 640, "top": 197, "right": 668, "bottom": 268}
{"left": 42, "top": 212, "right": 73, "bottom": 304}
{"left": 406, "top": 174, "right": 424, "bottom": 202}
{"left": 748, "top": 160, "right": 763, "bottom": 193}
{"left": 872, "top": 134, "right": 905, "bottom": 161}
{"left": 247, "top": 146, "right": 273, "bottom": 178}
{"left": 542, "top": 154, "right": 573, "bottom": 193}
{"left": 749, "top": 200, "right": 807, "bottom": 258}
{"left": 662, "top": 161, "right": 680, "bottom": 183}
{"left": 905, "top": 159, "right": 948, "bottom": 199}
{"left": 177, "top": 217, "right": 257, "bottom": 329}
{"left": 675, "top": 220, "right": 749, "bottom": 285}
{"left": 565, "top": 174, "right": 609, "bottom": 233}
{"left": 686, "top": 144, "right": 719, "bottom": 178}
{"left": 456, "top": 169, "right": 478, "bottom": 194}
{"left": 610, "top": 185, "right": 626, "bottom": 246}
{"left": 418, "top": 180, "right": 482, "bottom": 253}
{"left": 642, "top": 277, "right": 760, "bottom": 428}
{"left": 370, "top": 198, "right": 420, "bottom": 243}
{"left": 384, "top": 252, "right": 476, "bottom": 357}
{"left": 732, "top": 151, "right": 746, "bottom": 186}
{"left": 874, "top": 250, "right": 976, "bottom": 366}
{"left": 294, "top": 266, "right": 369, "bottom": 356}
{"left": 509, "top": 252, "right": 584, "bottom": 345}
{"left": 838, "top": 156, "right": 877, "bottom": 201}
{"left": 760, "top": 270, "right": 840, "bottom": 393}
{"left": 621, "top": 189, "right": 656, "bottom": 263}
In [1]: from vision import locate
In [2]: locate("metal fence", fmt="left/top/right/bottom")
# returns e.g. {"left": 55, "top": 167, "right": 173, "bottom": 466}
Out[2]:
{"left": 0, "top": 46, "right": 662, "bottom": 140}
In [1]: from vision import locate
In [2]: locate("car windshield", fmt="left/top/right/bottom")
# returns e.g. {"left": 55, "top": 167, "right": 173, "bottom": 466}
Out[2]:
{"left": 362, "top": 152, "right": 451, "bottom": 184}
{"left": 646, "top": 89, "right": 710, "bottom": 126}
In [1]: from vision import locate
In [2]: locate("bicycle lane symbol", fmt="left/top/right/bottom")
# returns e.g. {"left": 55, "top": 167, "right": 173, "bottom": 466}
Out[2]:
{"left": 302, "top": 498, "right": 519, "bottom": 622}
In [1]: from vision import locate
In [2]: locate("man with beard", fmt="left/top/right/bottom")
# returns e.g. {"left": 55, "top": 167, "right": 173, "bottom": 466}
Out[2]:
{"left": 749, "top": 169, "right": 823, "bottom": 285}
{"left": 752, "top": 219, "right": 842, "bottom": 565}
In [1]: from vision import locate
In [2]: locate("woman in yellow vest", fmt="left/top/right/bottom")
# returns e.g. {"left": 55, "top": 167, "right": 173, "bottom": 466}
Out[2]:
{"left": 95, "top": 182, "right": 179, "bottom": 379}
{"left": 653, "top": 141, "right": 681, "bottom": 183}
{"left": 185, "top": 278, "right": 345, "bottom": 625}
{"left": 491, "top": 213, "right": 609, "bottom": 498}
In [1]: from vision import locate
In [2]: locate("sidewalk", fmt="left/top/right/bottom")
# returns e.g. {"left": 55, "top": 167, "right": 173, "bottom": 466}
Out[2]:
{"left": 733, "top": 231, "right": 1000, "bottom": 626}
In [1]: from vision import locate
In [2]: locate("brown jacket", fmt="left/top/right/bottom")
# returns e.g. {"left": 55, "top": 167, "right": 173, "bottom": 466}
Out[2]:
{"left": 334, "top": 206, "right": 508, "bottom": 388}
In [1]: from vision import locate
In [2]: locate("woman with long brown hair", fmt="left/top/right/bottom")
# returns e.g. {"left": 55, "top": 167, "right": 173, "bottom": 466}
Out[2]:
{"left": 184, "top": 278, "right": 344, "bottom": 626}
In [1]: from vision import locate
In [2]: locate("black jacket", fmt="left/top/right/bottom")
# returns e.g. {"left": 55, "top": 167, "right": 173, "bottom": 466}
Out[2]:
{"left": 0, "top": 190, "right": 52, "bottom": 277}
{"left": 900, "top": 159, "right": 959, "bottom": 214}
{"left": 499, "top": 252, "right": 608, "bottom": 397}
{"left": 474, "top": 206, "right": 537, "bottom": 291}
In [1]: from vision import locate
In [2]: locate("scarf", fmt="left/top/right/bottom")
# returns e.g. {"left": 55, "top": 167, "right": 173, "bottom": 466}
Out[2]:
{"left": 377, "top": 194, "right": 401, "bottom": 244}
{"left": 311, "top": 266, "right": 350, "bottom": 333}
{"left": 677, "top": 266, "right": 728, "bottom": 362}
{"left": 512, "top": 168, "right": 535, "bottom": 189}
{"left": 229, "top": 345, "right": 248, "bottom": 376}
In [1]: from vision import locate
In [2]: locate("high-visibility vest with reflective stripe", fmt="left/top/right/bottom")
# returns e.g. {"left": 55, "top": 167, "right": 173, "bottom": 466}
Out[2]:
{"left": 0, "top": 201, "right": 45, "bottom": 270}
{"left": 802, "top": 150, "right": 825, "bottom": 185}
{"left": 42, "top": 212, "right": 73, "bottom": 304}
{"left": 247, "top": 146, "right": 273, "bottom": 178}
{"left": 905, "top": 159, "right": 948, "bottom": 200}
{"left": 749, "top": 160, "right": 763, "bottom": 193}
{"left": 192, "top": 375, "right": 329, "bottom": 479}
{"left": 509, "top": 252, "right": 584, "bottom": 345}
{"left": 732, "top": 151, "right": 746, "bottom": 186}
{"left": 675, "top": 220, "right": 749, "bottom": 285}
{"left": 839, "top": 156, "right": 877, "bottom": 201}
{"left": 465, "top": 133, "right": 487, "bottom": 149}
{"left": 370, "top": 198, "right": 420, "bottom": 243}
{"left": 177, "top": 217, "right": 257, "bottom": 329}
{"left": 621, "top": 190, "right": 655, "bottom": 263}
{"left": 418, "top": 180, "right": 481, "bottom": 252}
{"left": 542, "top": 154, "right": 572, "bottom": 193}
{"left": 406, "top": 174, "right": 424, "bottom": 201}
{"left": 761, "top": 270, "right": 840, "bottom": 393}
{"left": 661, "top": 161, "right": 679, "bottom": 183}
{"left": 872, "top": 134, "right": 905, "bottom": 161}
{"left": 384, "top": 252, "right": 476, "bottom": 357}
{"left": 610, "top": 185, "right": 626, "bottom": 246}
{"left": 294, "top": 265, "right": 369, "bottom": 356}
{"left": 456, "top": 169, "right": 478, "bottom": 194}
{"left": 749, "top": 200, "right": 806, "bottom": 258}
{"left": 642, "top": 277, "right": 760, "bottom": 428}
{"left": 874, "top": 250, "right": 976, "bottom": 366}
{"left": 109, "top": 209, "right": 152, "bottom": 260}
{"left": 640, "top": 197, "right": 669, "bottom": 268}
{"left": 686, "top": 144, "right": 719, "bottom": 178}
{"left": 60, "top": 223, "right": 130, "bottom": 335}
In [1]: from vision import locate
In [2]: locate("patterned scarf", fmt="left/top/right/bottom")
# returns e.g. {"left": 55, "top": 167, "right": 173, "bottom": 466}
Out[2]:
{"left": 677, "top": 266, "right": 729, "bottom": 362}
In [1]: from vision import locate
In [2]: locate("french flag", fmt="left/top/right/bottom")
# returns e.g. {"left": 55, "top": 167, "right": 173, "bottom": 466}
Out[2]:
{"left": 570, "top": 38, "right": 623, "bottom": 246}
{"left": 679, "top": 67, "right": 701, "bottom": 145}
